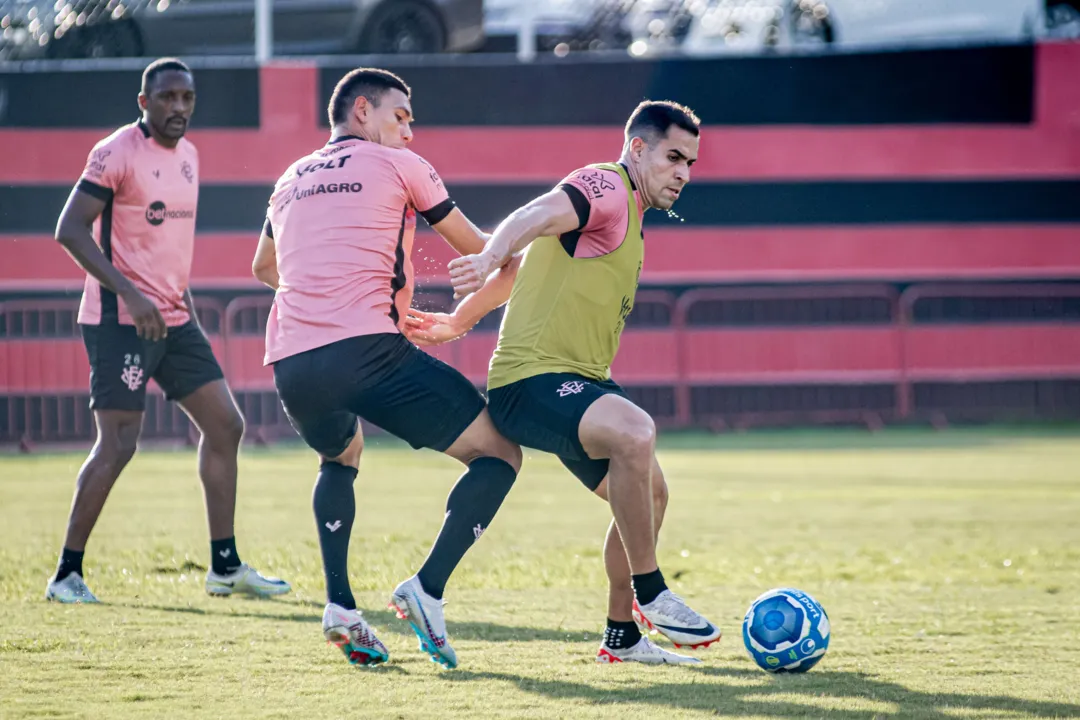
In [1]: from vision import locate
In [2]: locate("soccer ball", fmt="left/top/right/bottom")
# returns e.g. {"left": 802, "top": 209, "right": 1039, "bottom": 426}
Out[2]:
{"left": 742, "top": 587, "right": 830, "bottom": 673}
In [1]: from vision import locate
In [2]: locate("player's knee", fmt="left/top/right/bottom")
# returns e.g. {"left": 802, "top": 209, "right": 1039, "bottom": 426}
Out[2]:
{"left": 325, "top": 448, "right": 361, "bottom": 470}
{"left": 207, "top": 403, "right": 245, "bottom": 447}
{"left": 224, "top": 410, "right": 246, "bottom": 448}
{"left": 614, "top": 415, "right": 656, "bottom": 462}
{"left": 448, "top": 410, "right": 522, "bottom": 473}
{"left": 491, "top": 437, "right": 523, "bottom": 474}
{"left": 466, "top": 437, "right": 521, "bottom": 474}
{"left": 328, "top": 430, "right": 363, "bottom": 469}
{"left": 96, "top": 425, "right": 140, "bottom": 471}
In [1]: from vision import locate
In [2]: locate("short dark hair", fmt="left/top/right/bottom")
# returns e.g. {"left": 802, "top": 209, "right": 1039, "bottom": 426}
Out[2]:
{"left": 328, "top": 68, "right": 411, "bottom": 126}
{"left": 141, "top": 58, "right": 192, "bottom": 95}
{"left": 625, "top": 100, "right": 701, "bottom": 145}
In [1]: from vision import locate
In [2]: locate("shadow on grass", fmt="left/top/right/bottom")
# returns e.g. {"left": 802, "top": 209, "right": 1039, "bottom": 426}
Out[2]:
{"left": 113, "top": 601, "right": 585, "bottom": 643}
{"left": 441, "top": 665, "right": 1080, "bottom": 719}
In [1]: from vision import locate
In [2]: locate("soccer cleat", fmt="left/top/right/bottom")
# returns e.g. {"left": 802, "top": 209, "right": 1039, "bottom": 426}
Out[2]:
{"left": 596, "top": 636, "right": 703, "bottom": 665}
{"left": 388, "top": 575, "right": 458, "bottom": 669}
{"left": 322, "top": 603, "right": 389, "bottom": 666}
{"left": 45, "top": 572, "right": 100, "bottom": 604}
{"left": 205, "top": 563, "right": 291, "bottom": 598}
{"left": 633, "top": 590, "right": 722, "bottom": 649}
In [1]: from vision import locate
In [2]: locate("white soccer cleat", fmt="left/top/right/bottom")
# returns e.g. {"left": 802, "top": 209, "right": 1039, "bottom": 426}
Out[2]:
{"left": 633, "top": 590, "right": 722, "bottom": 649}
{"left": 205, "top": 563, "right": 291, "bottom": 598}
{"left": 322, "top": 603, "right": 389, "bottom": 666}
{"left": 596, "top": 636, "right": 703, "bottom": 665}
{"left": 45, "top": 572, "right": 100, "bottom": 604}
{"left": 388, "top": 575, "right": 458, "bottom": 669}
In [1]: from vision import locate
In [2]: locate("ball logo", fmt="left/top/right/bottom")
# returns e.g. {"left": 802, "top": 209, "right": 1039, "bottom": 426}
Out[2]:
{"left": 800, "top": 638, "right": 816, "bottom": 654}
{"left": 145, "top": 201, "right": 194, "bottom": 226}
{"left": 765, "top": 655, "right": 779, "bottom": 667}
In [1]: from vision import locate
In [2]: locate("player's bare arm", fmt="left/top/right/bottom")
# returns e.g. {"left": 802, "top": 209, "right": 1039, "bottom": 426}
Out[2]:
{"left": 405, "top": 254, "right": 522, "bottom": 346}
{"left": 448, "top": 189, "right": 580, "bottom": 298}
{"left": 252, "top": 229, "right": 279, "bottom": 290}
{"left": 55, "top": 187, "right": 167, "bottom": 341}
{"left": 430, "top": 207, "right": 491, "bottom": 257}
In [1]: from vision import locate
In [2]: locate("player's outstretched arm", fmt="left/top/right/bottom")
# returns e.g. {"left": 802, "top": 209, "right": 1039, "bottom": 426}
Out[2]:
{"left": 252, "top": 228, "right": 279, "bottom": 290}
{"left": 448, "top": 189, "right": 580, "bottom": 298}
{"left": 405, "top": 254, "right": 522, "bottom": 346}
{"left": 55, "top": 187, "right": 167, "bottom": 341}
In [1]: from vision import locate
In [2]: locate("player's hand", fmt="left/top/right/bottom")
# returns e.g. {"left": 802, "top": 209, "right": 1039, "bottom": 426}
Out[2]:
{"left": 403, "top": 310, "right": 469, "bottom": 346}
{"left": 121, "top": 289, "right": 168, "bottom": 342}
{"left": 448, "top": 251, "right": 497, "bottom": 299}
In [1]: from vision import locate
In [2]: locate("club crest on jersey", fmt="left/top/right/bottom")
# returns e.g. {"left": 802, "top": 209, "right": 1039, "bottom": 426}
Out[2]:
{"left": 181, "top": 161, "right": 194, "bottom": 184}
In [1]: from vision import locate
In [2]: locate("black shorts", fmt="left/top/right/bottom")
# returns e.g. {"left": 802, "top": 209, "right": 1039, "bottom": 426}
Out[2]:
{"left": 81, "top": 320, "right": 225, "bottom": 412}
{"left": 487, "top": 372, "right": 629, "bottom": 491}
{"left": 272, "top": 333, "right": 487, "bottom": 458}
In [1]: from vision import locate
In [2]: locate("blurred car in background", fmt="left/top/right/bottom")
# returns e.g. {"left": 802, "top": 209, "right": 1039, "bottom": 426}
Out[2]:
{"left": 0, "top": 0, "right": 485, "bottom": 60}
{"left": 628, "top": 0, "right": 1061, "bottom": 56}
{"left": 482, "top": 0, "right": 632, "bottom": 52}
{"left": 482, "top": 0, "right": 1074, "bottom": 57}
{"left": 1045, "top": 0, "right": 1080, "bottom": 37}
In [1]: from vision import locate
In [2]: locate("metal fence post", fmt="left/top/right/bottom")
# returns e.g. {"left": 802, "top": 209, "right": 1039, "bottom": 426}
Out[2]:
{"left": 255, "top": 0, "right": 274, "bottom": 65}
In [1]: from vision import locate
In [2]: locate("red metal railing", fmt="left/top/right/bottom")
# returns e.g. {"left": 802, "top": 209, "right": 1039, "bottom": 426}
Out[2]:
{"left": 3, "top": 282, "right": 1079, "bottom": 444}
{"left": 897, "top": 283, "right": 1080, "bottom": 420}
{"left": 673, "top": 285, "right": 903, "bottom": 426}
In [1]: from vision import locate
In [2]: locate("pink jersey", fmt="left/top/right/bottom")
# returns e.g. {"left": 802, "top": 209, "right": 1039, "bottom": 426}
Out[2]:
{"left": 76, "top": 121, "right": 199, "bottom": 327}
{"left": 263, "top": 136, "right": 452, "bottom": 364}
{"left": 557, "top": 165, "right": 644, "bottom": 258}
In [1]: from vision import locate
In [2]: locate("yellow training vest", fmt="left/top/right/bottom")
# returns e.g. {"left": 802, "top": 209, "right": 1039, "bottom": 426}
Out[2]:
{"left": 487, "top": 162, "right": 643, "bottom": 389}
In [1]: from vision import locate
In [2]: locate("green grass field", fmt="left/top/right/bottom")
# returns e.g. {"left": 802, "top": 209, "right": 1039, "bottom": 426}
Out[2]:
{"left": 2, "top": 428, "right": 1079, "bottom": 719}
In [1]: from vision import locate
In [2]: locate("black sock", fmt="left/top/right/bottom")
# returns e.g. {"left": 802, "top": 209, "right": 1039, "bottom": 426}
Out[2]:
{"left": 314, "top": 461, "right": 358, "bottom": 610}
{"left": 632, "top": 568, "right": 668, "bottom": 606}
{"left": 55, "top": 547, "right": 84, "bottom": 582}
{"left": 210, "top": 536, "right": 242, "bottom": 575}
{"left": 604, "top": 619, "right": 642, "bottom": 649}
{"left": 416, "top": 457, "right": 517, "bottom": 600}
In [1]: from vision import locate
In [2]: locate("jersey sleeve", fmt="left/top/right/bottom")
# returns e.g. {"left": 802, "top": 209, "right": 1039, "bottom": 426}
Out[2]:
{"left": 557, "top": 168, "right": 626, "bottom": 234}
{"left": 265, "top": 169, "right": 297, "bottom": 238}
{"left": 398, "top": 151, "right": 455, "bottom": 225}
{"left": 76, "top": 135, "right": 129, "bottom": 201}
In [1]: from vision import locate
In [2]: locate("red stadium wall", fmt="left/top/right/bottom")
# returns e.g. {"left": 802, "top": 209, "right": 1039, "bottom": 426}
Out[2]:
{"left": 1, "top": 43, "right": 1079, "bottom": 443}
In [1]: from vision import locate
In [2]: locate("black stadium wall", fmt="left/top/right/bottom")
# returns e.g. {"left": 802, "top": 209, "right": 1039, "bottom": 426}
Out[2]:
{"left": 0, "top": 44, "right": 1037, "bottom": 128}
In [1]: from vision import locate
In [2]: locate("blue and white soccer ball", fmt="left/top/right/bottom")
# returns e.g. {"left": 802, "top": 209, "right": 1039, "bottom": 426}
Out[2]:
{"left": 742, "top": 587, "right": 830, "bottom": 673}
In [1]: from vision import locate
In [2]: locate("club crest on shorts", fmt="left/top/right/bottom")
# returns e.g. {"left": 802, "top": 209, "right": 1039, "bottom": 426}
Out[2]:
{"left": 556, "top": 380, "right": 586, "bottom": 397}
{"left": 121, "top": 353, "right": 144, "bottom": 392}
